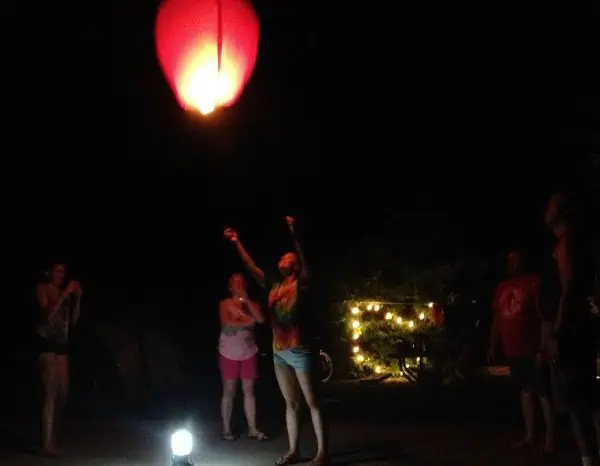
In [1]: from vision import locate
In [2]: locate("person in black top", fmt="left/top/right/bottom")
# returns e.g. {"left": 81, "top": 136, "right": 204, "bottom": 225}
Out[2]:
{"left": 545, "top": 193, "right": 600, "bottom": 466}
{"left": 35, "top": 262, "right": 82, "bottom": 456}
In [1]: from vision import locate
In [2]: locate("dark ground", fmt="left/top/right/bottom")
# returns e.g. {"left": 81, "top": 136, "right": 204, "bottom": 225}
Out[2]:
{"left": 0, "top": 355, "right": 586, "bottom": 466}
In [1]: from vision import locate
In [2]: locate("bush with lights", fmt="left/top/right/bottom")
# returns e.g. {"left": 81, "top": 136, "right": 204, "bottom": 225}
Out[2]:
{"left": 342, "top": 300, "right": 439, "bottom": 378}
{"left": 335, "top": 258, "right": 490, "bottom": 380}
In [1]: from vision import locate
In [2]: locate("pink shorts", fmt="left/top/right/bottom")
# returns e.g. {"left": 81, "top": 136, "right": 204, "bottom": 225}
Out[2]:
{"left": 219, "top": 353, "right": 258, "bottom": 380}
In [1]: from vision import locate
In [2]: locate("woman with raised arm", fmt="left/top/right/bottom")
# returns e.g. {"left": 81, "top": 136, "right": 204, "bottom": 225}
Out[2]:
{"left": 224, "top": 217, "right": 328, "bottom": 466}
{"left": 218, "top": 273, "right": 268, "bottom": 441}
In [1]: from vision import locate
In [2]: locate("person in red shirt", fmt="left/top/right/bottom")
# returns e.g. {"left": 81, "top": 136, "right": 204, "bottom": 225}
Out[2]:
{"left": 489, "top": 251, "right": 554, "bottom": 451}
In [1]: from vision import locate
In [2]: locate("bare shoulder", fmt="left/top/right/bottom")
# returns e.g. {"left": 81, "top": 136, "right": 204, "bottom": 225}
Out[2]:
{"left": 219, "top": 298, "right": 231, "bottom": 308}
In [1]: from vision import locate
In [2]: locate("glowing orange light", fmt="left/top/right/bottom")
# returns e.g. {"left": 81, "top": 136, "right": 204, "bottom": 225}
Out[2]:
{"left": 155, "top": 0, "right": 260, "bottom": 115}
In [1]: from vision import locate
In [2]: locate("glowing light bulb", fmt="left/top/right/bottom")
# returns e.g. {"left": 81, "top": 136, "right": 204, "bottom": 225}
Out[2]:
{"left": 374, "top": 304, "right": 380, "bottom": 311}
{"left": 356, "top": 354, "right": 365, "bottom": 362}
{"left": 396, "top": 317, "right": 403, "bottom": 324}
{"left": 352, "top": 346, "right": 360, "bottom": 353}
{"left": 351, "top": 307, "right": 359, "bottom": 315}
{"left": 385, "top": 312, "right": 393, "bottom": 320}
{"left": 352, "top": 332, "right": 360, "bottom": 340}
{"left": 367, "top": 304, "right": 373, "bottom": 311}
{"left": 416, "top": 357, "right": 421, "bottom": 363}
{"left": 375, "top": 365, "right": 382, "bottom": 373}
{"left": 352, "top": 320, "right": 360, "bottom": 329}
{"left": 408, "top": 320, "right": 414, "bottom": 328}
{"left": 428, "top": 302, "right": 434, "bottom": 308}
{"left": 419, "top": 312, "right": 425, "bottom": 320}
{"left": 171, "top": 429, "right": 193, "bottom": 457}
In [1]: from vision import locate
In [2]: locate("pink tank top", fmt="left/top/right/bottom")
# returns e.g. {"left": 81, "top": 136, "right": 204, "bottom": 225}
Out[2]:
{"left": 219, "top": 327, "right": 258, "bottom": 361}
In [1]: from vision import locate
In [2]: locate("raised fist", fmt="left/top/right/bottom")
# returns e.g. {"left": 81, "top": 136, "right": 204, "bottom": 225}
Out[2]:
{"left": 224, "top": 228, "right": 239, "bottom": 244}
{"left": 73, "top": 281, "right": 83, "bottom": 298}
{"left": 65, "top": 280, "right": 79, "bottom": 294}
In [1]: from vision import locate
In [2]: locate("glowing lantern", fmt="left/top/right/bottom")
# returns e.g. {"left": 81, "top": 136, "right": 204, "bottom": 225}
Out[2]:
{"left": 155, "top": 0, "right": 260, "bottom": 115}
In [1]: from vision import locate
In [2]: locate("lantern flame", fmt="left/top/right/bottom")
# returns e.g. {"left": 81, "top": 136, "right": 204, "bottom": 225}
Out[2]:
{"left": 180, "top": 43, "right": 239, "bottom": 115}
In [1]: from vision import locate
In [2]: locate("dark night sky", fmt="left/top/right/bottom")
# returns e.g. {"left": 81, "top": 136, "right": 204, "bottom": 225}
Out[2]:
{"left": 2, "top": 2, "right": 599, "bottom": 349}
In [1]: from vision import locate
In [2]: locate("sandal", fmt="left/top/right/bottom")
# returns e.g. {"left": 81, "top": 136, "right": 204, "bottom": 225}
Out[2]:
{"left": 275, "top": 452, "right": 299, "bottom": 465}
{"left": 221, "top": 432, "right": 236, "bottom": 441}
{"left": 248, "top": 431, "right": 269, "bottom": 441}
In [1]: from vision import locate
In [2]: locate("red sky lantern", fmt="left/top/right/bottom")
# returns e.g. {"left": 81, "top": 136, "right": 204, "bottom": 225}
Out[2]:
{"left": 155, "top": 0, "right": 260, "bottom": 115}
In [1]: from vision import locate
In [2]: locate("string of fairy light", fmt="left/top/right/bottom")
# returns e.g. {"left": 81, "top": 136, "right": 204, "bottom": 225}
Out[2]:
{"left": 346, "top": 300, "right": 436, "bottom": 377}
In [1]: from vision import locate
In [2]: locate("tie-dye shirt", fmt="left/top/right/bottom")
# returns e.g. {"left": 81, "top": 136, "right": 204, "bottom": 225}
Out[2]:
{"left": 266, "top": 275, "right": 311, "bottom": 352}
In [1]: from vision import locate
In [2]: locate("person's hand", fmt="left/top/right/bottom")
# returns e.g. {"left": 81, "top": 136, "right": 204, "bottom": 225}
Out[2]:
{"left": 285, "top": 216, "right": 295, "bottom": 229}
{"left": 73, "top": 281, "right": 83, "bottom": 298}
{"left": 65, "top": 280, "right": 79, "bottom": 294}
{"left": 224, "top": 228, "right": 239, "bottom": 244}
{"left": 228, "top": 301, "right": 246, "bottom": 320}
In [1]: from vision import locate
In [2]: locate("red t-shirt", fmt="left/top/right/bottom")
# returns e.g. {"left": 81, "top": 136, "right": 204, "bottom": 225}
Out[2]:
{"left": 492, "top": 273, "right": 541, "bottom": 357}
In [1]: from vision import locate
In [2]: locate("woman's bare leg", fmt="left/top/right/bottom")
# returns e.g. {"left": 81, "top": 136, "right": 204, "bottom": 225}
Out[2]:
{"left": 39, "top": 353, "right": 58, "bottom": 455}
{"left": 221, "top": 379, "right": 237, "bottom": 435}
{"left": 296, "top": 371, "right": 327, "bottom": 463}
{"left": 275, "top": 364, "right": 300, "bottom": 459}
{"left": 241, "top": 379, "right": 258, "bottom": 436}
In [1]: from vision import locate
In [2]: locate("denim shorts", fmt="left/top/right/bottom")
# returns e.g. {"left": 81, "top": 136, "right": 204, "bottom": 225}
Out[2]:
{"left": 273, "top": 347, "right": 313, "bottom": 373}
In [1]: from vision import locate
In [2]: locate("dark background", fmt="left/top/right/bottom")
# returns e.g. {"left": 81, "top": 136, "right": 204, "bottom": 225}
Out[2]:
{"left": 2, "top": 2, "right": 598, "bottom": 372}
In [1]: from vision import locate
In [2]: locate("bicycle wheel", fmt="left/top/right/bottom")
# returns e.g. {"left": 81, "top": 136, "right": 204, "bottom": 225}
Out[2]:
{"left": 319, "top": 350, "right": 333, "bottom": 383}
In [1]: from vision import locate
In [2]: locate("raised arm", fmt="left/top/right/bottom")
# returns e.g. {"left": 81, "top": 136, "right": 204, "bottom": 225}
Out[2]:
{"left": 554, "top": 237, "right": 574, "bottom": 335}
{"left": 224, "top": 228, "right": 266, "bottom": 288}
{"left": 285, "top": 216, "right": 308, "bottom": 281}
